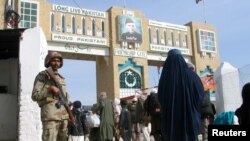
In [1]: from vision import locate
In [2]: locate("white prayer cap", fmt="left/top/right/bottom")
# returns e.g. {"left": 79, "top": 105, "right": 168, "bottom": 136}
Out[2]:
{"left": 132, "top": 97, "right": 138, "bottom": 102}
{"left": 150, "top": 88, "right": 158, "bottom": 94}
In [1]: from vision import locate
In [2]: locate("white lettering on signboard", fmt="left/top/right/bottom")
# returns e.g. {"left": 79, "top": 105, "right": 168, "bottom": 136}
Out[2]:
{"left": 52, "top": 4, "right": 106, "bottom": 18}
{"left": 114, "top": 48, "right": 147, "bottom": 58}
{"left": 52, "top": 34, "right": 107, "bottom": 46}
{"left": 150, "top": 44, "right": 190, "bottom": 55}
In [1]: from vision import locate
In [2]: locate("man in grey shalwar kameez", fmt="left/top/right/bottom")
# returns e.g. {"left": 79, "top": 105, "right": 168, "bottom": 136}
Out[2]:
{"left": 95, "top": 92, "right": 115, "bottom": 141}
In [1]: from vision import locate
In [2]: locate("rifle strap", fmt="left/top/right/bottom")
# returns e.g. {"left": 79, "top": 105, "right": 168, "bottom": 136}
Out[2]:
{"left": 46, "top": 67, "right": 67, "bottom": 100}
{"left": 46, "top": 67, "right": 59, "bottom": 83}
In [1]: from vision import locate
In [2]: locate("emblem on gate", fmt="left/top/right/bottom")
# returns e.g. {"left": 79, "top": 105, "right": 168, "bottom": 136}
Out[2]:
{"left": 124, "top": 70, "right": 136, "bottom": 87}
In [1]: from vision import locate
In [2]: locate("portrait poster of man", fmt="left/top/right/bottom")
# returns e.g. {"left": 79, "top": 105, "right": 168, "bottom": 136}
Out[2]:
{"left": 119, "top": 15, "right": 142, "bottom": 43}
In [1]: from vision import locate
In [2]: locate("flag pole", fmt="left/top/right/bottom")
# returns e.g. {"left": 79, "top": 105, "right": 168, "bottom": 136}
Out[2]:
{"left": 123, "top": 0, "right": 126, "bottom": 8}
{"left": 202, "top": 0, "right": 207, "bottom": 23}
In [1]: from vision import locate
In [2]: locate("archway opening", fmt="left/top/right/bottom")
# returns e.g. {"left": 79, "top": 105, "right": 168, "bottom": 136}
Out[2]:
{"left": 61, "top": 59, "right": 97, "bottom": 107}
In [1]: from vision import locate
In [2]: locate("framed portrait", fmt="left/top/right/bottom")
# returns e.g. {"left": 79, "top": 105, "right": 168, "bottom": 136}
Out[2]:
{"left": 118, "top": 15, "right": 142, "bottom": 43}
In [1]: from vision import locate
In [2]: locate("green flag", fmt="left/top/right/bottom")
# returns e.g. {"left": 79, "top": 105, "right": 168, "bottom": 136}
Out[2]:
{"left": 196, "top": 0, "right": 202, "bottom": 4}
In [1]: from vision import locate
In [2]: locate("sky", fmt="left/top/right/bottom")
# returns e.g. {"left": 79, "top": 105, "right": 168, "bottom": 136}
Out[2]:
{"left": 49, "top": 0, "right": 250, "bottom": 105}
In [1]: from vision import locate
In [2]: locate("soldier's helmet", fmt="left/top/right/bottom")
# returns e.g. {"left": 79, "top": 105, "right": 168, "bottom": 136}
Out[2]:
{"left": 44, "top": 51, "right": 63, "bottom": 68}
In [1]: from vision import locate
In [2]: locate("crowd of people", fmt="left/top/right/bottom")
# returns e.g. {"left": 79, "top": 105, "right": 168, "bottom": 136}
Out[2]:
{"left": 31, "top": 50, "right": 249, "bottom": 141}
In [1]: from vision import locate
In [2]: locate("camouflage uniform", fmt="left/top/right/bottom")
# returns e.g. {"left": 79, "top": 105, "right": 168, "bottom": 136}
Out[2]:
{"left": 32, "top": 51, "right": 70, "bottom": 141}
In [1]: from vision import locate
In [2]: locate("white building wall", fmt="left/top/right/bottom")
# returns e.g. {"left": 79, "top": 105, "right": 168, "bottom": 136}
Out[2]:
{"left": 214, "top": 62, "right": 242, "bottom": 114}
{"left": 19, "top": 27, "right": 48, "bottom": 141}
{"left": 239, "top": 64, "right": 250, "bottom": 88}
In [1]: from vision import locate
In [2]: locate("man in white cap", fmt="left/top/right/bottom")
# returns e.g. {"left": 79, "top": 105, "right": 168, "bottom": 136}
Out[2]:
{"left": 95, "top": 92, "right": 115, "bottom": 141}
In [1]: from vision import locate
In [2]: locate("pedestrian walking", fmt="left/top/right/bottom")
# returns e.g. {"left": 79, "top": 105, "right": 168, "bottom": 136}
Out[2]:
{"left": 68, "top": 101, "right": 90, "bottom": 141}
{"left": 158, "top": 49, "right": 204, "bottom": 141}
{"left": 144, "top": 90, "right": 162, "bottom": 141}
{"left": 128, "top": 97, "right": 139, "bottom": 141}
{"left": 187, "top": 62, "right": 214, "bottom": 141}
{"left": 94, "top": 92, "right": 115, "bottom": 141}
{"left": 113, "top": 98, "right": 122, "bottom": 141}
{"left": 136, "top": 94, "right": 150, "bottom": 141}
{"left": 235, "top": 82, "right": 250, "bottom": 125}
{"left": 119, "top": 99, "right": 132, "bottom": 141}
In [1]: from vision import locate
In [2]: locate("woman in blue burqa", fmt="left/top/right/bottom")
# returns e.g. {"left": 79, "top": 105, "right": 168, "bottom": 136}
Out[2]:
{"left": 158, "top": 49, "right": 204, "bottom": 141}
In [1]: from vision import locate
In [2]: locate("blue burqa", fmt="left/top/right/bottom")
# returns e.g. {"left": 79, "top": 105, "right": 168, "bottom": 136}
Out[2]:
{"left": 158, "top": 49, "right": 204, "bottom": 141}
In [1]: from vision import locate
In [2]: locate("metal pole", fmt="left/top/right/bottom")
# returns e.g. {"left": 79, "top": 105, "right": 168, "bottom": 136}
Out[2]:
{"left": 202, "top": 0, "right": 207, "bottom": 23}
{"left": 123, "top": 0, "right": 126, "bottom": 8}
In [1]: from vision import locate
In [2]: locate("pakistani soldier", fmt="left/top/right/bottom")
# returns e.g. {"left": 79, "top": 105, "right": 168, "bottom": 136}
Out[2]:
{"left": 32, "top": 51, "right": 71, "bottom": 141}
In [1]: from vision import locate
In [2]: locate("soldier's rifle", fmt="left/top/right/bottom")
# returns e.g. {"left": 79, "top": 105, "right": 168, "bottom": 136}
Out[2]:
{"left": 46, "top": 67, "right": 76, "bottom": 126}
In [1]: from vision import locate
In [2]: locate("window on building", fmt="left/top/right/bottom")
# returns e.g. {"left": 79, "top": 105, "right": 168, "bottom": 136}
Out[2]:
{"left": 164, "top": 30, "right": 167, "bottom": 46}
{"left": 148, "top": 27, "right": 152, "bottom": 43}
{"left": 50, "top": 13, "right": 55, "bottom": 31}
{"left": 72, "top": 16, "right": 76, "bottom": 34}
{"left": 178, "top": 32, "right": 182, "bottom": 47}
{"left": 20, "top": 1, "right": 38, "bottom": 28}
{"left": 185, "top": 34, "right": 189, "bottom": 48}
{"left": 82, "top": 17, "right": 86, "bottom": 35}
{"left": 198, "top": 29, "right": 216, "bottom": 52}
{"left": 92, "top": 19, "right": 96, "bottom": 36}
{"left": 62, "top": 14, "right": 66, "bottom": 33}
{"left": 171, "top": 31, "right": 175, "bottom": 46}
{"left": 156, "top": 29, "right": 160, "bottom": 44}
{"left": 102, "top": 20, "right": 105, "bottom": 38}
